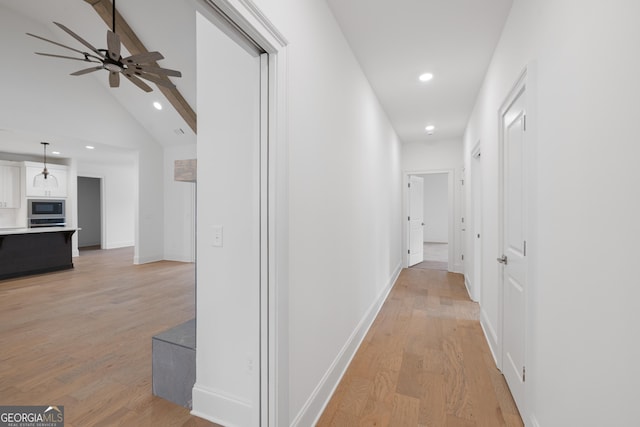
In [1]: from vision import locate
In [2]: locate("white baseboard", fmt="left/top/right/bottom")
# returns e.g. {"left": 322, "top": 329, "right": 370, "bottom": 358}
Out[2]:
{"left": 463, "top": 275, "right": 472, "bottom": 299}
{"left": 191, "top": 384, "right": 253, "bottom": 427}
{"left": 133, "top": 254, "right": 163, "bottom": 265}
{"left": 104, "top": 241, "right": 134, "bottom": 250}
{"left": 529, "top": 414, "right": 540, "bottom": 427}
{"left": 480, "top": 308, "right": 499, "bottom": 366}
{"left": 164, "top": 253, "right": 196, "bottom": 263}
{"left": 291, "top": 262, "right": 403, "bottom": 427}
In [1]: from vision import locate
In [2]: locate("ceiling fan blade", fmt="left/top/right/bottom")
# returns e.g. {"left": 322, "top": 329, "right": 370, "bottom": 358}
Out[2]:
{"left": 123, "top": 73, "right": 153, "bottom": 92}
{"left": 107, "top": 31, "right": 121, "bottom": 60}
{"left": 109, "top": 71, "right": 120, "bottom": 88}
{"left": 35, "top": 52, "right": 100, "bottom": 63}
{"left": 131, "top": 65, "right": 182, "bottom": 78}
{"left": 70, "top": 66, "right": 103, "bottom": 76}
{"left": 27, "top": 32, "right": 86, "bottom": 56}
{"left": 53, "top": 22, "right": 105, "bottom": 58}
{"left": 132, "top": 71, "right": 176, "bottom": 89}
{"left": 122, "top": 51, "right": 164, "bottom": 65}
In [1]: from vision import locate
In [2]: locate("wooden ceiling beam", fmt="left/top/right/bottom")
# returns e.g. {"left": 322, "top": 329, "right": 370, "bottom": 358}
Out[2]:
{"left": 84, "top": 0, "right": 197, "bottom": 134}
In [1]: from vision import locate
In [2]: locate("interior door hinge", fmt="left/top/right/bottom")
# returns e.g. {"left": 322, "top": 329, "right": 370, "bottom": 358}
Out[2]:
{"left": 408, "top": 216, "right": 410, "bottom": 221}
{"left": 408, "top": 249, "right": 410, "bottom": 254}
{"left": 524, "top": 240, "right": 527, "bottom": 256}
{"left": 522, "top": 366, "right": 526, "bottom": 382}
{"left": 461, "top": 254, "right": 464, "bottom": 261}
{"left": 523, "top": 114, "right": 527, "bottom": 131}
{"left": 408, "top": 182, "right": 411, "bottom": 188}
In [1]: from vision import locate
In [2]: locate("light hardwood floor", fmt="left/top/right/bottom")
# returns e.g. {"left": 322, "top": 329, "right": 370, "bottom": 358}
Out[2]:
{"left": 0, "top": 247, "right": 219, "bottom": 427}
{"left": 316, "top": 267, "right": 523, "bottom": 426}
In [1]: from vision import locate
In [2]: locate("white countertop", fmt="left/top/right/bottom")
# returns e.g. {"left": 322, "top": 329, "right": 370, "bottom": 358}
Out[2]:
{"left": 0, "top": 227, "right": 80, "bottom": 236}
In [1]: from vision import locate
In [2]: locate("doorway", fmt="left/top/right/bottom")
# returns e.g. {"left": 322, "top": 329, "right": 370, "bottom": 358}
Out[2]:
{"left": 77, "top": 176, "right": 102, "bottom": 249}
{"left": 405, "top": 170, "right": 453, "bottom": 271}
{"left": 470, "top": 144, "right": 482, "bottom": 302}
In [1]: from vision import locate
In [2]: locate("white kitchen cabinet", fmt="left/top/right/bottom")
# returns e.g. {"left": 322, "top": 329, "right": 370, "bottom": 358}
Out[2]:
{"left": 25, "top": 165, "right": 68, "bottom": 198}
{"left": 0, "top": 164, "right": 20, "bottom": 208}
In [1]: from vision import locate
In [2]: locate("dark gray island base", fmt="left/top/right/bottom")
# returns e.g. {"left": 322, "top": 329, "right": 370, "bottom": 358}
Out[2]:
{"left": 0, "top": 228, "right": 77, "bottom": 280}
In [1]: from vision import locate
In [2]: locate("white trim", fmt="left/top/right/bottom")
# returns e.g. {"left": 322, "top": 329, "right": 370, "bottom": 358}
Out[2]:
{"left": 192, "top": 385, "right": 254, "bottom": 427}
{"left": 464, "top": 275, "right": 472, "bottom": 298}
{"left": 291, "top": 263, "right": 403, "bottom": 427}
{"left": 469, "top": 140, "right": 482, "bottom": 302}
{"left": 480, "top": 307, "right": 499, "bottom": 365}
{"left": 530, "top": 414, "right": 541, "bottom": 427}
{"left": 77, "top": 173, "right": 107, "bottom": 251}
{"left": 133, "top": 254, "right": 162, "bottom": 264}
{"left": 104, "top": 241, "right": 134, "bottom": 250}
{"left": 192, "top": 1, "right": 289, "bottom": 426}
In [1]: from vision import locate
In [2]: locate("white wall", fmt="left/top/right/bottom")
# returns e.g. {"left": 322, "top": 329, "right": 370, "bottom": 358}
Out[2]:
{"left": 193, "top": 0, "right": 404, "bottom": 425}
{"left": 245, "top": 1, "right": 403, "bottom": 424}
{"left": 163, "top": 144, "right": 196, "bottom": 262}
{"left": 420, "top": 173, "right": 448, "bottom": 243}
{"left": 78, "top": 162, "right": 135, "bottom": 249}
{"left": 464, "top": 1, "right": 640, "bottom": 425}
{"left": 194, "top": 11, "right": 262, "bottom": 426}
{"left": 403, "top": 138, "right": 463, "bottom": 272}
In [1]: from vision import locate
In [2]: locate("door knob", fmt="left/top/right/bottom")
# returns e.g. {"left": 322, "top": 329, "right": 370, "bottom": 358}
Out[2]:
{"left": 497, "top": 255, "right": 508, "bottom": 265}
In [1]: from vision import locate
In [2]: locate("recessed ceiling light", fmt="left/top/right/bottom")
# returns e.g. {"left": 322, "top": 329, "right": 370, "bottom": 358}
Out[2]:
{"left": 153, "top": 102, "right": 163, "bottom": 110}
{"left": 425, "top": 125, "right": 435, "bottom": 132}
{"left": 419, "top": 73, "right": 434, "bottom": 82}
{"left": 52, "top": 151, "right": 61, "bottom": 155}
{"left": 86, "top": 145, "right": 95, "bottom": 150}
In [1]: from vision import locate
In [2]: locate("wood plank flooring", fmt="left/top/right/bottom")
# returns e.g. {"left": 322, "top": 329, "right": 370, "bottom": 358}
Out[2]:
{"left": 0, "top": 247, "right": 219, "bottom": 427}
{"left": 316, "top": 267, "right": 523, "bottom": 427}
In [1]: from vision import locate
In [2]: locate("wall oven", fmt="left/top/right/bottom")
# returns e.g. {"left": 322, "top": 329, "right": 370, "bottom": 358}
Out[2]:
{"left": 27, "top": 199, "right": 66, "bottom": 228}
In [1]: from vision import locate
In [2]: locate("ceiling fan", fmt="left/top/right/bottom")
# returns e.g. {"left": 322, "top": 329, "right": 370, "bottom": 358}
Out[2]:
{"left": 26, "top": 0, "right": 181, "bottom": 93}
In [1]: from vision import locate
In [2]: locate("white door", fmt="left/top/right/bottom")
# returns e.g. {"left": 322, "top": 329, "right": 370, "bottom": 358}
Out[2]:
{"left": 408, "top": 175, "right": 424, "bottom": 266}
{"left": 499, "top": 85, "right": 527, "bottom": 411}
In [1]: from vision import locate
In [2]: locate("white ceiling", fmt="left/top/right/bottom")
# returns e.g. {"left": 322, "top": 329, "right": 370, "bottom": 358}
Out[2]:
{"left": 326, "top": 0, "right": 513, "bottom": 142}
{"left": 1, "top": 0, "right": 513, "bottom": 165}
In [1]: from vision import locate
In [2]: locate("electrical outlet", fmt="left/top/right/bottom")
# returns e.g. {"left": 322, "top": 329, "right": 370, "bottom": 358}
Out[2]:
{"left": 212, "top": 226, "right": 223, "bottom": 247}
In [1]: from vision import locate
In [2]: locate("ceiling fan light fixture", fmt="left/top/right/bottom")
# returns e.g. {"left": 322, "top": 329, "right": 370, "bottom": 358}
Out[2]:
{"left": 153, "top": 102, "right": 163, "bottom": 110}
{"left": 27, "top": 0, "right": 182, "bottom": 94}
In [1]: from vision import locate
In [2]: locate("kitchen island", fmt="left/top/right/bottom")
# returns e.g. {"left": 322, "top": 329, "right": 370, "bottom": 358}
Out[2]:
{"left": 0, "top": 227, "right": 78, "bottom": 280}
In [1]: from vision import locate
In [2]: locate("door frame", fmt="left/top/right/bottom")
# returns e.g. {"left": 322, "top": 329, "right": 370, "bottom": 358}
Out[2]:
{"left": 194, "top": 1, "right": 289, "bottom": 426}
{"left": 403, "top": 169, "right": 455, "bottom": 271}
{"left": 76, "top": 174, "right": 106, "bottom": 250}
{"left": 470, "top": 141, "right": 482, "bottom": 303}
{"left": 497, "top": 64, "right": 537, "bottom": 421}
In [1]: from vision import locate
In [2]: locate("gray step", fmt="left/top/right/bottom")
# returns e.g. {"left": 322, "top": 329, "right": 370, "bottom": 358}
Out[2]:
{"left": 152, "top": 319, "right": 196, "bottom": 408}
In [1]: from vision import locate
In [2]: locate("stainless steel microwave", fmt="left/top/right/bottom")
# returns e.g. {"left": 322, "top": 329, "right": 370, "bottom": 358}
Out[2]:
{"left": 27, "top": 199, "right": 65, "bottom": 219}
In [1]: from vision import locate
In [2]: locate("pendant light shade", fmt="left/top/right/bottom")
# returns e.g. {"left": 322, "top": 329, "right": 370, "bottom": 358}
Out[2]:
{"left": 34, "top": 142, "right": 59, "bottom": 188}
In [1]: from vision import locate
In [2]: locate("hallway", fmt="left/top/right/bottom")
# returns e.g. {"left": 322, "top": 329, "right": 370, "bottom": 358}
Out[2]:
{"left": 317, "top": 268, "right": 522, "bottom": 426}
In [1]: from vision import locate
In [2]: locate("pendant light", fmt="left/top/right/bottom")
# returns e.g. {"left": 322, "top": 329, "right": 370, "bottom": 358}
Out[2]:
{"left": 34, "top": 142, "right": 59, "bottom": 189}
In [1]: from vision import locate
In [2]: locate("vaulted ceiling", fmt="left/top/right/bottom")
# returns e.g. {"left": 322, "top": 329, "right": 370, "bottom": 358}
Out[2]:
{"left": 0, "top": 0, "right": 513, "bottom": 164}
